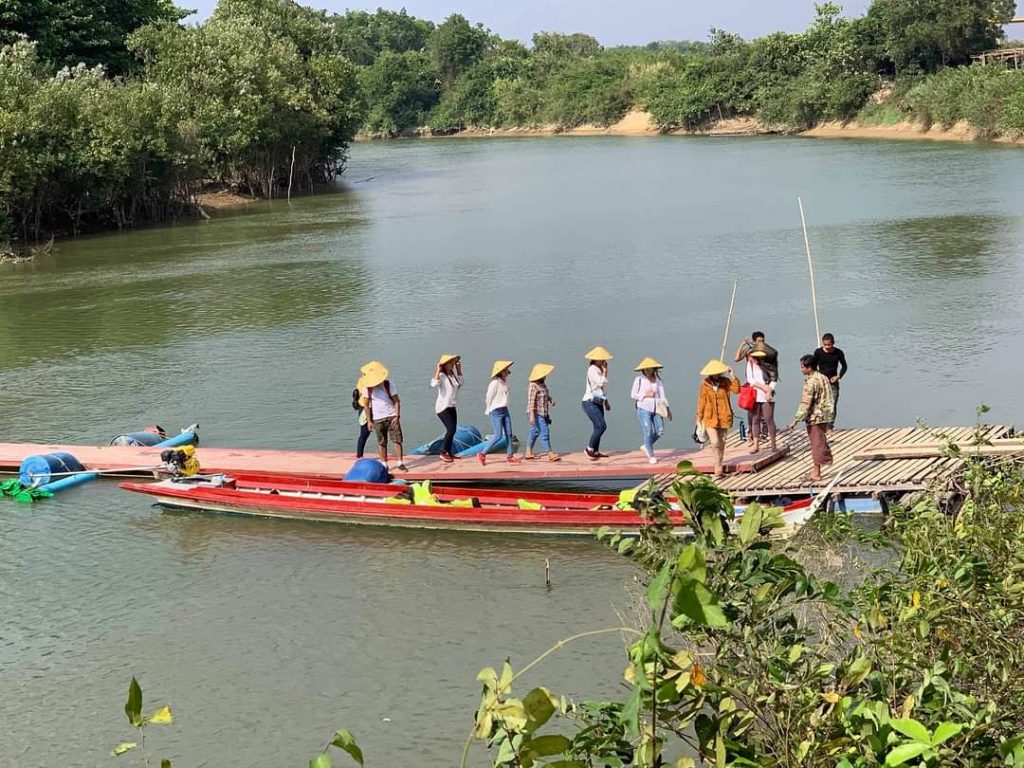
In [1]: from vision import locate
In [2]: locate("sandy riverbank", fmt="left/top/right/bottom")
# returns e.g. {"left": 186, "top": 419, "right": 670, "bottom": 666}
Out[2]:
{"left": 801, "top": 119, "right": 1024, "bottom": 146}
{"left": 194, "top": 187, "right": 261, "bottom": 210}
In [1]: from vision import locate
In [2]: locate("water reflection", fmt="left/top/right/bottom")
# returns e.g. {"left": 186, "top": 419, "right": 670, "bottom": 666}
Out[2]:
{"left": 869, "top": 213, "right": 1012, "bottom": 280}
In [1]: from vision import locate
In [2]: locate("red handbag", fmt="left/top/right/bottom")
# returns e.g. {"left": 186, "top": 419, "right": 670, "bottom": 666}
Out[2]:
{"left": 738, "top": 384, "right": 757, "bottom": 411}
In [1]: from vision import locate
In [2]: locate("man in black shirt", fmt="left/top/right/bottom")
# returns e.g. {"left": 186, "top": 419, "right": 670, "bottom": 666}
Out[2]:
{"left": 811, "top": 333, "right": 847, "bottom": 432}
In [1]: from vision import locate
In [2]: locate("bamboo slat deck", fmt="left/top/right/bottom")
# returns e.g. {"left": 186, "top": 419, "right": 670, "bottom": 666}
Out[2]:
{"left": 650, "top": 425, "right": 1015, "bottom": 500}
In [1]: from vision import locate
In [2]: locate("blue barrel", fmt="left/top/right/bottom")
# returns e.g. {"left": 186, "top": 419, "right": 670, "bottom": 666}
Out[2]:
{"left": 343, "top": 458, "right": 391, "bottom": 483}
{"left": 111, "top": 431, "right": 165, "bottom": 447}
{"left": 19, "top": 452, "right": 85, "bottom": 486}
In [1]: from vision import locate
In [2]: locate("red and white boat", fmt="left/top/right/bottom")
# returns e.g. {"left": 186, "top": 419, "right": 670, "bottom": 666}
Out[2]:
{"left": 120, "top": 471, "right": 818, "bottom": 537}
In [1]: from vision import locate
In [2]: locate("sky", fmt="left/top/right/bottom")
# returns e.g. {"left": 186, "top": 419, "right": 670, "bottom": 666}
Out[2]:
{"left": 183, "top": 0, "right": 1023, "bottom": 47}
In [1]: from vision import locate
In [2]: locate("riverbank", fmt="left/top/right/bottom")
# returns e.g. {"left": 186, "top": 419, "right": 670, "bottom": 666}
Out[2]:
{"left": 357, "top": 109, "right": 1024, "bottom": 147}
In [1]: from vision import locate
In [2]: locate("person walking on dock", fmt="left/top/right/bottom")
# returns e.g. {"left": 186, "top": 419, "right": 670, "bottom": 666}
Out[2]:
{"left": 696, "top": 359, "right": 740, "bottom": 477}
{"left": 526, "top": 364, "right": 559, "bottom": 462}
{"left": 478, "top": 360, "right": 518, "bottom": 465}
{"left": 431, "top": 354, "right": 463, "bottom": 463}
{"left": 735, "top": 331, "right": 778, "bottom": 442}
{"left": 631, "top": 358, "right": 670, "bottom": 465}
{"left": 363, "top": 361, "right": 406, "bottom": 472}
{"left": 581, "top": 346, "right": 613, "bottom": 460}
{"left": 811, "top": 333, "right": 847, "bottom": 433}
{"left": 747, "top": 343, "right": 778, "bottom": 453}
{"left": 787, "top": 354, "right": 835, "bottom": 482}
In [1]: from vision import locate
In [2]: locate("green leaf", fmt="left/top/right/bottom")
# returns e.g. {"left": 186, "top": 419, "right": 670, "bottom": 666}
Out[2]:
{"left": 111, "top": 743, "right": 137, "bottom": 757}
{"left": 522, "top": 688, "right": 555, "bottom": 733}
{"left": 499, "top": 659, "right": 514, "bottom": 692}
{"left": 527, "top": 734, "right": 571, "bottom": 757}
{"left": 738, "top": 503, "right": 764, "bottom": 545}
{"left": 329, "top": 729, "right": 364, "bottom": 766}
{"left": 544, "top": 762, "right": 586, "bottom": 768}
{"left": 125, "top": 678, "right": 143, "bottom": 727}
{"left": 885, "top": 742, "right": 930, "bottom": 766}
{"left": 309, "top": 754, "right": 332, "bottom": 768}
{"left": 161, "top": 761, "right": 172, "bottom": 768}
{"left": 646, "top": 562, "right": 674, "bottom": 612}
{"left": 931, "top": 721, "right": 963, "bottom": 746}
{"left": 677, "top": 544, "right": 707, "bottom": 583}
{"left": 619, "top": 686, "right": 642, "bottom": 738}
{"left": 148, "top": 706, "right": 173, "bottom": 725}
{"left": 476, "top": 666, "right": 498, "bottom": 690}
{"left": 840, "top": 657, "right": 872, "bottom": 688}
{"left": 890, "top": 718, "right": 931, "bottom": 744}
{"left": 675, "top": 578, "right": 728, "bottom": 627}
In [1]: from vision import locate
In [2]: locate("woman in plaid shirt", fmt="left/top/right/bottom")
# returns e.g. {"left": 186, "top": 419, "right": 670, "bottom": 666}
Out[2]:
{"left": 525, "top": 363, "right": 560, "bottom": 461}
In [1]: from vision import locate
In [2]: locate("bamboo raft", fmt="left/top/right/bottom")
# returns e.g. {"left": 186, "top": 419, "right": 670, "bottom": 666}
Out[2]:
{"left": 649, "top": 424, "right": 1018, "bottom": 501}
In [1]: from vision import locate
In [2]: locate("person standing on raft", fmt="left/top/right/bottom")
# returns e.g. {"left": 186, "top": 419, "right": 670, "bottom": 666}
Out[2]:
{"left": 363, "top": 361, "right": 406, "bottom": 472}
{"left": 526, "top": 363, "right": 559, "bottom": 462}
{"left": 696, "top": 359, "right": 740, "bottom": 478}
{"left": 631, "top": 357, "right": 670, "bottom": 464}
{"left": 811, "top": 333, "right": 847, "bottom": 433}
{"left": 787, "top": 354, "right": 835, "bottom": 482}
{"left": 581, "top": 346, "right": 613, "bottom": 460}
{"left": 431, "top": 354, "right": 463, "bottom": 463}
{"left": 478, "top": 360, "right": 519, "bottom": 465}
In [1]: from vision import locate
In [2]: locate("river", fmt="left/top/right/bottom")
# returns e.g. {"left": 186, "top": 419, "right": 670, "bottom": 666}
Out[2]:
{"left": 1, "top": 135, "right": 1023, "bottom": 766}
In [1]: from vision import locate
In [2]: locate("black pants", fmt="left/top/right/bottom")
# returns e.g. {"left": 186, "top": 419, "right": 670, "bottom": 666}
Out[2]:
{"left": 438, "top": 407, "right": 458, "bottom": 454}
{"left": 356, "top": 422, "right": 371, "bottom": 458}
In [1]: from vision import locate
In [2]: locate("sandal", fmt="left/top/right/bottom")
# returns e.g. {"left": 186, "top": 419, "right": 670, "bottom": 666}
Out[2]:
{"left": 548, "top": 453, "right": 561, "bottom": 462}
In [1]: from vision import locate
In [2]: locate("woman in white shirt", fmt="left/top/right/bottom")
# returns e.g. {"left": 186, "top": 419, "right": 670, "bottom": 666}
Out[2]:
{"left": 581, "top": 346, "right": 613, "bottom": 460}
{"left": 631, "top": 357, "right": 669, "bottom": 464}
{"left": 747, "top": 346, "right": 777, "bottom": 452}
{"left": 476, "top": 360, "right": 518, "bottom": 465}
{"left": 431, "top": 354, "right": 463, "bottom": 463}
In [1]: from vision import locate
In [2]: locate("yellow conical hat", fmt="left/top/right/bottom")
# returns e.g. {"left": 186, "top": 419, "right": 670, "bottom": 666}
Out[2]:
{"left": 700, "top": 359, "right": 730, "bottom": 377}
{"left": 362, "top": 362, "right": 389, "bottom": 388}
{"left": 634, "top": 357, "right": 663, "bottom": 372}
{"left": 438, "top": 353, "right": 460, "bottom": 366}
{"left": 529, "top": 363, "right": 555, "bottom": 382}
{"left": 584, "top": 346, "right": 613, "bottom": 361}
{"left": 360, "top": 360, "right": 383, "bottom": 374}
{"left": 491, "top": 360, "right": 514, "bottom": 378}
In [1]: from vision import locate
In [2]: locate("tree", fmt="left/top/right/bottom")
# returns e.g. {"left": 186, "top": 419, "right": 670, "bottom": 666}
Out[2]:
{"left": 358, "top": 50, "right": 439, "bottom": 135}
{"left": 428, "top": 13, "right": 489, "bottom": 90}
{"left": 0, "top": 0, "right": 187, "bottom": 74}
{"left": 868, "top": 0, "right": 1016, "bottom": 73}
{"left": 333, "top": 8, "right": 433, "bottom": 66}
{"left": 531, "top": 31, "right": 602, "bottom": 59}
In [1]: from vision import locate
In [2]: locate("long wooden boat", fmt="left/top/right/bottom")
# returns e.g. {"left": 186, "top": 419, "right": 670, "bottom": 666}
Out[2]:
{"left": 120, "top": 471, "right": 817, "bottom": 536}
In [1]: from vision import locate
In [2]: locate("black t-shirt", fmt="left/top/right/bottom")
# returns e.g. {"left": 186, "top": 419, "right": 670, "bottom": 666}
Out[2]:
{"left": 812, "top": 347, "right": 847, "bottom": 380}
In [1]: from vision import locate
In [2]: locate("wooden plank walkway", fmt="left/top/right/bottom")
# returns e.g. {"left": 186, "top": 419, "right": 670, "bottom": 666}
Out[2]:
{"left": 0, "top": 440, "right": 786, "bottom": 486}
{"left": 650, "top": 425, "right": 1016, "bottom": 500}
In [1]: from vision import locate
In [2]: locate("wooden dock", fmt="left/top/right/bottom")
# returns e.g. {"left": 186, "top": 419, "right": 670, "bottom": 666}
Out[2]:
{"left": 650, "top": 424, "right": 1017, "bottom": 500}
{"left": 0, "top": 440, "right": 785, "bottom": 487}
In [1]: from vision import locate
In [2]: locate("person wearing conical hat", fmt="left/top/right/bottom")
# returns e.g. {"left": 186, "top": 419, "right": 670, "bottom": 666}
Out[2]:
{"left": 525, "top": 363, "right": 559, "bottom": 461}
{"left": 746, "top": 343, "right": 778, "bottom": 453}
{"left": 581, "top": 346, "right": 613, "bottom": 460}
{"left": 631, "top": 357, "right": 670, "bottom": 464}
{"left": 696, "top": 359, "right": 740, "bottom": 478}
{"left": 362, "top": 361, "right": 406, "bottom": 472}
{"left": 431, "top": 354, "right": 463, "bottom": 463}
{"left": 477, "top": 360, "right": 519, "bottom": 466}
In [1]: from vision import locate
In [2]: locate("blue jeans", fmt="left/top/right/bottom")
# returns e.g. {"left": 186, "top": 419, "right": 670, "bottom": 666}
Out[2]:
{"left": 478, "top": 407, "right": 514, "bottom": 456}
{"left": 528, "top": 411, "right": 551, "bottom": 453}
{"left": 637, "top": 408, "right": 664, "bottom": 455}
{"left": 581, "top": 399, "right": 607, "bottom": 452}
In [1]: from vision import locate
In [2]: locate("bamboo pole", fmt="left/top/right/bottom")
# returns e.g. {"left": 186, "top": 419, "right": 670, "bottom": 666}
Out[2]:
{"left": 720, "top": 278, "right": 738, "bottom": 362}
{"left": 798, "top": 197, "right": 820, "bottom": 345}
{"left": 287, "top": 146, "right": 296, "bottom": 202}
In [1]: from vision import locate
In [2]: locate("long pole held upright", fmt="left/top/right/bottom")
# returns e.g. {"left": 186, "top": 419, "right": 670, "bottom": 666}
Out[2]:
{"left": 720, "top": 278, "right": 738, "bottom": 362}
{"left": 798, "top": 196, "right": 821, "bottom": 345}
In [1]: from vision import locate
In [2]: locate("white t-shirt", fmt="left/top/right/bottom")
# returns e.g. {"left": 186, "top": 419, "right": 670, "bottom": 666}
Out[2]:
{"left": 484, "top": 378, "right": 509, "bottom": 414}
{"left": 368, "top": 382, "right": 398, "bottom": 420}
{"left": 582, "top": 365, "right": 608, "bottom": 402}
{"left": 431, "top": 373, "right": 463, "bottom": 413}
{"left": 745, "top": 359, "right": 776, "bottom": 404}
{"left": 631, "top": 375, "right": 665, "bottom": 413}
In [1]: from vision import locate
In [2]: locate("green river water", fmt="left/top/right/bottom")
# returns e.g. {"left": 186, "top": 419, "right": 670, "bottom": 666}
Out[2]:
{"left": 1, "top": 135, "right": 1023, "bottom": 766}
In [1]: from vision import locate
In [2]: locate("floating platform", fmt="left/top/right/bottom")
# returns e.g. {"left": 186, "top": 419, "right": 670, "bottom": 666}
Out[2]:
{"left": 0, "top": 440, "right": 786, "bottom": 487}
{"left": 649, "top": 425, "right": 1017, "bottom": 500}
